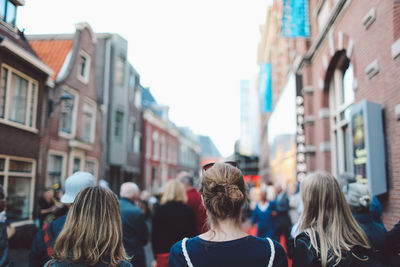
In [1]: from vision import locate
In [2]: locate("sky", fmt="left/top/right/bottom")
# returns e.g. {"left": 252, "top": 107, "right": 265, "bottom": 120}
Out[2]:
{"left": 17, "top": 0, "right": 270, "bottom": 157}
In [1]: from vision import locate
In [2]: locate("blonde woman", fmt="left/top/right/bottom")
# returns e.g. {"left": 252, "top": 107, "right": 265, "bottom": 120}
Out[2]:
{"left": 151, "top": 179, "right": 197, "bottom": 267}
{"left": 168, "top": 162, "right": 288, "bottom": 267}
{"left": 293, "top": 171, "right": 385, "bottom": 267}
{"left": 44, "top": 186, "right": 131, "bottom": 267}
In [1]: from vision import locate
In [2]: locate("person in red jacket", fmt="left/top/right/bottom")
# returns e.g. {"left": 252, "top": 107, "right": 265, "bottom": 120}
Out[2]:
{"left": 178, "top": 172, "right": 208, "bottom": 233}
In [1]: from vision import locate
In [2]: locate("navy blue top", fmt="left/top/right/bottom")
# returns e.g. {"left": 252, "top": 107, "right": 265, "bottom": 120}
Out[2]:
{"left": 251, "top": 202, "right": 276, "bottom": 238}
{"left": 168, "top": 235, "right": 288, "bottom": 267}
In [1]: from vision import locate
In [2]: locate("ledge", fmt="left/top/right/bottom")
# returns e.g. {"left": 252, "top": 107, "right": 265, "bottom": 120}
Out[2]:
{"left": 392, "top": 38, "right": 400, "bottom": 60}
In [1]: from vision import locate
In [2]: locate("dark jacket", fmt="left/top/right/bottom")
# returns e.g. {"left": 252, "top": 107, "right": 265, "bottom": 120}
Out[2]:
{"left": 44, "top": 259, "right": 132, "bottom": 267}
{"left": 119, "top": 197, "right": 148, "bottom": 266}
{"left": 151, "top": 201, "right": 197, "bottom": 255}
{"left": 293, "top": 232, "right": 387, "bottom": 267}
{"left": 0, "top": 222, "right": 10, "bottom": 267}
{"left": 386, "top": 220, "right": 400, "bottom": 266}
{"left": 353, "top": 212, "right": 387, "bottom": 263}
{"left": 29, "top": 215, "right": 66, "bottom": 267}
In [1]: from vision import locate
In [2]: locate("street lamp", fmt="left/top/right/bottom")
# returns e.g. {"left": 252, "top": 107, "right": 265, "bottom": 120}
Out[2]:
{"left": 48, "top": 92, "right": 74, "bottom": 116}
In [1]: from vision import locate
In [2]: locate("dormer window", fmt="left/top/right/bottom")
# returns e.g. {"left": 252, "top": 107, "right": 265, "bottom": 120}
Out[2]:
{"left": 0, "top": 0, "right": 17, "bottom": 27}
{"left": 77, "top": 50, "right": 90, "bottom": 83}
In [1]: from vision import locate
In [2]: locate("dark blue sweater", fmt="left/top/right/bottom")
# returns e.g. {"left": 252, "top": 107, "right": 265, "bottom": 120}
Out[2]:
{"left": 168, "top": 235, "right": 288, "bottom": 267}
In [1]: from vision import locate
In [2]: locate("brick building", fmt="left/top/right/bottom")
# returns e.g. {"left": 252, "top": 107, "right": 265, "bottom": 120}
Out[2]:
{"left": 141, "top": 107, "right": 179, "bottom": 193}
{"left": 0, "top": 0, "right": 53, "bottom": 224}
{"left": 29, "top": 23, "right": 102, "bottom": 195}
{"left": 259, "top": 0, "right": 400, "bottom": 228}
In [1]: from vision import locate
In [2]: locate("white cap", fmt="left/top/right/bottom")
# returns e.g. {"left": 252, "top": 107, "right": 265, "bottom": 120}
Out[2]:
{"left": 61, "top": 172, "right": 96, "bottom": 204}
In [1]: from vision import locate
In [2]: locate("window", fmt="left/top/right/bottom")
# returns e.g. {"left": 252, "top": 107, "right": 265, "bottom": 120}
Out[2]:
{"left": 78, "top": 51, "right": 90, "bottom": 83}
{"left": 0, "top": 155, "right": 35, "bottom": 222}
{"left": 115, "top": 56, "right": 125, "bottom": 86}
{"left": 129, "top": 73, "right": 136, "bottom": 88}
{"left": 134, "top": 88, "right": 141, "bottom": 108}
{"left": 330, "top": 61, "right": 355, "bottom": 176}
{"left": 114, "top": 111, "right": 124, "bottom": 141}
{"left": 47, "top": 154, "right": 65, "bottom": 187}
{"left": 84, "top": 158, "right": 97, "bottom": 177}
{"left": 72, "top": 157, "right": 81, "bottom": 173}
{"left": 82, "top": 102, "right": 96, "bottom": 143}
{"left": 59, "top": 89, "right": 78, "bottom": 137}
{"left": 129, "top": 121, "right": 135, "bottom": 151}
{"left": 0, "top": 0, "right": 17, "bottom": 27}
{"left": 0, "top": 65, "right": 38, "bottom": 130}
{"left": 153, "top": 132, "right": 159, "bottom": 159}
{"left": 134, "top": 132, "right": 142, "bottom": 154}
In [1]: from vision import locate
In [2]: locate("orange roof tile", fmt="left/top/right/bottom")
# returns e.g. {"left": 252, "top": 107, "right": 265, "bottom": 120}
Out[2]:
{"left": 30, "top": 40, "right": 73, "bottom": 81}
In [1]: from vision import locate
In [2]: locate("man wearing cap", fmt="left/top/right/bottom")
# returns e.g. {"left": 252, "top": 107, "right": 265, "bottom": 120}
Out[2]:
{"left": 29, "top": 172, "right": 96, "bottom": 267}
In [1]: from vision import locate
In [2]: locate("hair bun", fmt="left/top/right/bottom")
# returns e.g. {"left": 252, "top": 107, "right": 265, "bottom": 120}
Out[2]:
{"left": 225, "top": 184, "right": 244, "bottom": 202}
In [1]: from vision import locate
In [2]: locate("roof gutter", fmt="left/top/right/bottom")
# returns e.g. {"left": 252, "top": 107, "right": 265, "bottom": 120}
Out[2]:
{"left": 0, "top": 37, "right": 54, "bottom": 86}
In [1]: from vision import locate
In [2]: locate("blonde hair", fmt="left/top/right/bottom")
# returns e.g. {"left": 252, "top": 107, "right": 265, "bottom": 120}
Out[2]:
{"left": 199, "top": 163, "right": 246, "bottom": 226}
{"left": 53, "top": 186, "right": 128, "bottom": 266}
{"left": 160, "top": 179, "right": 187, "bottom": 204}
{"left": 299, "top": 171, "right": 370, "bottom": 267}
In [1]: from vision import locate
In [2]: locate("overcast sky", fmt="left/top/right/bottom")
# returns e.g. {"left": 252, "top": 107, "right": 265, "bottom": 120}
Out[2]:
{"left": 17, "top": 0, "right": 270, "bottom": 157}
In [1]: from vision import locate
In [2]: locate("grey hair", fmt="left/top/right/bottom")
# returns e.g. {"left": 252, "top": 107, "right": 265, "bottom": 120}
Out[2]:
{"left": 180, "top": 174, "right": 194, "bottom": 187}
{"left": 120, "top": 182, "right": 140, "bottom": 199}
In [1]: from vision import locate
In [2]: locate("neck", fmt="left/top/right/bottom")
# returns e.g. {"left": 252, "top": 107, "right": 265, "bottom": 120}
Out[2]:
{"left": 200, "top": 218, "right": 247, "bottom": 242}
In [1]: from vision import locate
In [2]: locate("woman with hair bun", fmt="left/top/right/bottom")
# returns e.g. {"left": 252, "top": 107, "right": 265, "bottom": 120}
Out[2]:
{"left": 168, "top": 162, "right": 288, "bottom": 267}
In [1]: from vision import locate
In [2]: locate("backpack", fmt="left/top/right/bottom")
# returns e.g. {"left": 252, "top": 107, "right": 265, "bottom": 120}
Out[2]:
{"left": 42, "top": 222, "right": 56, "bottom": 257}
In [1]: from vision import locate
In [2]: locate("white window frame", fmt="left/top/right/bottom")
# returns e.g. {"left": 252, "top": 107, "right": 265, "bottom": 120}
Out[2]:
{"left": 46, "top": 150, "right": 67, "bottom": 188}
{"left": 0, "top": 154, "right": 36, "bottom": 224}
{"left": 84, "top": 156, "right": 98, "bottom": 178}
{"left": 77, "top": 50, "right": 91, "bottom": 84}
{"left": 152, "top": 131, "right": 159, "bottom": 160}
{"left": 329, "top": 68, "right": 354, "bottom": 177}
{"left": 0, "top": 64, "right": 39, "bottom": 133}
{"left": 68, "top": 149, "right": 85, "bottom": 176}
{"left": 81, "top": 99, "right": 96, "bottom": 144}
{"left": 59, "top": 87, "right": 79, "bottom": 139}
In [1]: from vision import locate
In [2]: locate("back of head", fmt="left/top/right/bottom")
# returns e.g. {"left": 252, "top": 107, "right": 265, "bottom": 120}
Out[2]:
{"left": 338, "top": 172, "right": 356, "bottom": 188}
{"left": 61, "top": 172, "right": 96, "bottom": 204}
{"left": 54, "top": 186, "right": 127, "bottom": 266}
{"left": 299, "top": 171, "right": 370, "bottom": 266}
{"left": 179, "top": 172, "right": 194, "bottom": 188}
{"left": 199, "top": 163, "right": 246, "bottom": 226}
{"left": 343, "top": 182, "right": 371, "bottom": 213}
{"left": 120, "top": 182, "right": 140, "bottom": 200}
{"left": 160, "top": 179, "right": 187, "bottom": 204}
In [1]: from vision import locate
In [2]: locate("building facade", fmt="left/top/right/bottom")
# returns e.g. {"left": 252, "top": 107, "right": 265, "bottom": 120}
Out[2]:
{"left": 0, "top": 0, "right": 53, "bottom": 223}
{"left": 95, "top": 34, "right": 143, "bottom": 192}
{"left": 142, "top": 108, "right": 179, "bottom": 193}
{"left": 29, "top": 23, "right": 102, "bottom": 196}
{"left": 259, "top": 0, "right": 400, "bottom": 228}
{"left": 177, "top": 127, "right": 201, "bottom": 178}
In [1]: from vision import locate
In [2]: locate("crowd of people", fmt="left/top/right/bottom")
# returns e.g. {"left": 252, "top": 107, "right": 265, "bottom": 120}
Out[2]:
{"left": 0, "top": 162, "right": 398, "bottom": 266}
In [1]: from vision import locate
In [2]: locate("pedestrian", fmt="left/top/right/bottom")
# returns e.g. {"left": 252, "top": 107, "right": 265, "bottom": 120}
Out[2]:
{"left": 119, "top": 182, "right": 149, "bottom": 267}
{"left": 0, "top": 185, "right": 11, "bottom": 267}
{"left": 338, "top": 173, "right": 383, "bottom": 225}
{"left": 44, "top": 186, "right": 131, "bottom": 267}
{"left": 151, "top": 179, "right": 197, "bottom": 267}
{"left": 178, "top": 171, "right": 208, "bottom": 233}
{"left": 251, "top": 185, "right": 275, "bottom": 239}
{"left": 38, "top": 188, "right": 56, "bottom": 226}
{"left": 292, "top": 171, "right": 386, "bottom": 267}
{"left": 29, "top": 172, "right": 96, "bottom": 267}
{"left": 168, "top": 162, "right": 288, "bottom": 267}
{"left": 386, "top": 220, "right": 400, "bottom": 266}
{"left": 273, "top": 184, "right": 292, "bottom": 246}
{"left": 343, "top": 182, "right": 388, "bottom": 264}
